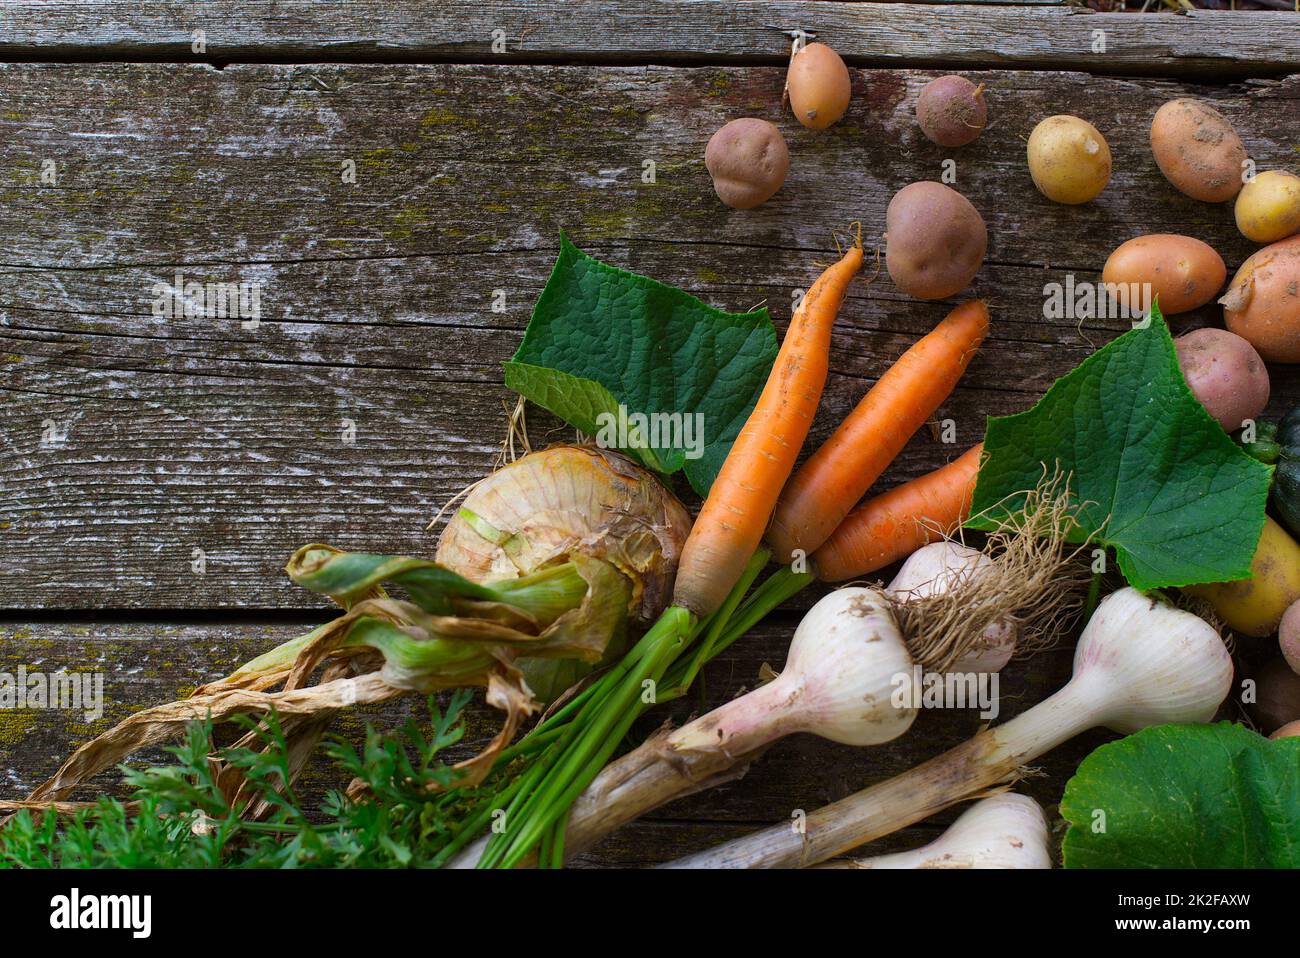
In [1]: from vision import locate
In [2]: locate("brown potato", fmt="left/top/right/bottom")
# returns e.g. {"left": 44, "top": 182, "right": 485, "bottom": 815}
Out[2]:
{"left": 1220, "top": 234, "right": 1300, "bottom": 363}
{"left": 1150, "top": 98, "right": 1248, "bottom": 203}
{"left": 1250, "top": 659, "right": 1300, "bottom": 735}
{"left": 1174, "top": 328, "right": 1270, "bottom": 432}
{"left": 787, "top": 43, "right": 851, "bottom": 130}
{"left": 704, "top": 118, "right": 789, "bottom": 210}
{"left": 1235, "top": 170, "right": 1300, "bottom": 244}
{"left": 1102, "top": 233, "right": 1226, "bottom": 315}
{"left": 916, "top": 75, "right": 987, "bottom": 148}
{"left": 885, "top": 181, "right": 987, "bottom": 299}
{"left": 1026, "top": 115, "right": 1111, "bottom": 205}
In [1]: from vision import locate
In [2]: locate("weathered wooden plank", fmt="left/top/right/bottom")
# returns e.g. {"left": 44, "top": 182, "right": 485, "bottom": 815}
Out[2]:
{"left": 2, "top": 63, "right": 1297, "bottom": 609}
{"left": 0, "top": 2, "right": 1293, "bottom": 77}
{"left": 0, "top": 616, "right": 1100, "bottom": 864}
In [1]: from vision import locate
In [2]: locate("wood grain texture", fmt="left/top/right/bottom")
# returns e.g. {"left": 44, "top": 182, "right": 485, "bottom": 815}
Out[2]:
{"left": 1, "top": 62, "right": 1297, "bottom": 609}
{"left": 0, "top": 616, "right": 1113, "bottom": 865}
{"left": 0, "top": 2, "right": 1293, "bottom": 77}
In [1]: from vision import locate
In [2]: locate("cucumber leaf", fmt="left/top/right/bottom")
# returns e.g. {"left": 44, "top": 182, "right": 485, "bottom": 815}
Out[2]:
{"left": 1061, "top": 723, "right": 1300, "bottom": 868}
{"left": 967, "top": 303, "right": 1272, "bottom": 590}
{"left": 505, "top": 235, "right": 778, "bottom": 495}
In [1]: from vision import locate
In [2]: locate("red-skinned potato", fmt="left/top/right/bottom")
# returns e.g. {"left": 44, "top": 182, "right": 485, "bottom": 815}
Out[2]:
{"left": 1150, "top": 98, "right": 1247, "bottom": 203}
{"left": 1102, "top": 234, "right": 1226, "bottom": 315}
{"left": 916, "top": 75, "right": 987, "bottom": 148}
{"left": 704, "top": 118, "right": 789, "bottom": 210}
{"left": 787, "top": 43, "right": 851, "bottom": 130}
{"left": 1220, "top": 234, "right": 1300, "bottom": 363}
{"left": 1282, "top": 599, "right": 1300, "bottom": 676}
{"left": 885, "top": 181, "right": 987, "bottom": 300}
{"left": 1250, "top": 659, "right": 1300, "bottom": 735}
{"left": 1174, "top": 328, "right": 1270, "bottom": 432}
{"left": 1271, "top": 720, "right": 1300, "bottom": 740}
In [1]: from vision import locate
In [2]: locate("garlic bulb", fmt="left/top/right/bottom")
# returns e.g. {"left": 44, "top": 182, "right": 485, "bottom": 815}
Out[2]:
{"left": 668, "top": 587, "right": 919, "bottom": 753}
{"left": 665, "top": 588, "right": 1233, "bottom": 869}
{"left": 1070, "top": 587, "right": 1234, "bottom": 734}
{"left": 825, "top": 793, "right": 1051, "bottom": 869}
{"left": 886, "top": 541, "right": 1017, "bottom": 673}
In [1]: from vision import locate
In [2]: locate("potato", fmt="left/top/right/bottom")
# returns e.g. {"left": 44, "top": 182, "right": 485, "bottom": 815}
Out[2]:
{"left": 1102, "top": 233, "right": 1226, "bottom": 315}
{"left": 704, "top": 118, "right": 789, "bottom": 210}
{"left": 1174, "top": 328, "right": 1270, "bottom": 432}
{"left": 787, "top": 43, "right": 851, "bottom": 130}
{"left": 1220, "top": 233, "right": 1300, "bottom": 363}
{"left": 1026, "top": 115, "right": 1111, "bottom": 205}
{"left": 885, "top": 181, "right": 987, "bottom": 299}
{"left": 1150, "top": 98, "right": 1247, "bottom": 203}
{"left": 1235, "top": 170, "right": 1300, "bottom": 244}
{"left": 1270, "top": 719, "right": 1300, "bottom": 740}
{"left": 916, "top": 75, "right": 987, "bottom": 148}
{"left": 1185, "top": 517, "right": 1300, "bottom": 637}
{"left": 1281, "top": 599, "right": 1300, "bottom": 675}
{"left": 1250, "top": 659, "right": 1300, "bottom": 735}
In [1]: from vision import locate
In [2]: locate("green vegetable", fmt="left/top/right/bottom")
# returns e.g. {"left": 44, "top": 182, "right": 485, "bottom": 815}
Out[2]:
{"left": 504, "top": 234, "right": 778, "bottom": 494}
{"left": 1061, "top": 722, "right": 1300, "bottom": 868}
{"left": 969, "top": 303, "right": 1273, "bottom": 591}
{"left": 1237, "top": 407, "right": 1300, "bottom": 539}
{"left": 0, "top": 694, "right": 477, "bottom": 869}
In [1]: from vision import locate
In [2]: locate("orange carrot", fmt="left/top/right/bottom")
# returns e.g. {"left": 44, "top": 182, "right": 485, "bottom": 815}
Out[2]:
{"left": 811, "top": 442, "right": 984, "bottom": 582}
{"left": 766, "top": 300, "right": 989, "bottom": 563}
{"left": 673, "top": 239, "right": 863, "bottom": 616}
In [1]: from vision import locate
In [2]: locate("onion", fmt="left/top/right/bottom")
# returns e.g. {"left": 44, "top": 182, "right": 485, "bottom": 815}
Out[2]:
{"left": 821, "top": 793, "right": 1051, "bottom": 869}
{"left": 437, "top": 445, "right": 690, "bottom": 626}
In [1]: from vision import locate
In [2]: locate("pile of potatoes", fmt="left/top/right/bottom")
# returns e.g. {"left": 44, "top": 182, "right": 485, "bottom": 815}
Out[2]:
{"left": 705, "top": 40, "right": 991, "bottom": 302}
{"left": 705, "top": 50, "right": 1299, "bottom": 368}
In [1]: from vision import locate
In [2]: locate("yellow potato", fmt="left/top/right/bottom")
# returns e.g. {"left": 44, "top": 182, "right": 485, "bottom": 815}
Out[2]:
{"left": 1185, "top": 517, "right": 1300, "bottom": 637}
{"left": 1220, "top": 233, "right": 1300, "bottom": 363}
{"left": 1027, "top": 115, "right": 1111, "bottom": 205}
{"left": 1150, "top": 98, "right": 1247, "bottom": 203}
{"left": 1235, "top": 170, "right": 1300, "bottom": 244}
{"left": 1101, "top": 233, "right": 1225, "bottom": 315}
{"left": 787, "top": 43, "right": 851, "bottom": 130}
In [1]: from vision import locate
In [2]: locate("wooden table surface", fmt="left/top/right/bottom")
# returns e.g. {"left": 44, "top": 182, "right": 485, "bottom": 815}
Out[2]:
{"left": 2, "top": 0, "right": 1298, "bottom": 866}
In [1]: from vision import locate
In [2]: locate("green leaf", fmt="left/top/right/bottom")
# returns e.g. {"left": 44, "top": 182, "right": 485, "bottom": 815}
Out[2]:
{"left": 1061, "top": 722, "right": 1300, "bottom": 868}
{"left": 967, "top": 303, "right": 1273, "bottom": 590}
{"left": 505, "top": 234, "right": 778, "bottom": 495}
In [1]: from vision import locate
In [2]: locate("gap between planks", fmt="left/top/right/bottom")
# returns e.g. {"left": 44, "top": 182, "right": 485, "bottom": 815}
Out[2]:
{"left": 0, "top": 2, "right": 1296, "bottom": 79}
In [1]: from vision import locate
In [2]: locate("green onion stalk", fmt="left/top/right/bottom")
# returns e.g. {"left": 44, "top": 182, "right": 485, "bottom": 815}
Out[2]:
{"left": 443, "top": 551, "right": 812, "bottom": 869}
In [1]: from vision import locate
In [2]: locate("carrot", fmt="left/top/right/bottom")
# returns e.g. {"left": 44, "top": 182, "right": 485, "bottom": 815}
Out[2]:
{"left": 811, "top": 441, "right": 984, "bottom": 582}
{"left": 766, "top": 299, "right": 989, "bottom": 563}
{"left": 673, "top": 237, "right": 863, "bottom": 616}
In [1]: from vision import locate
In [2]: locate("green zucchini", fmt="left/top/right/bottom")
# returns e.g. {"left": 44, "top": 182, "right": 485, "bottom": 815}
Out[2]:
{"left": 1240, "top": 406, "right": 1300, "bottom": 537}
